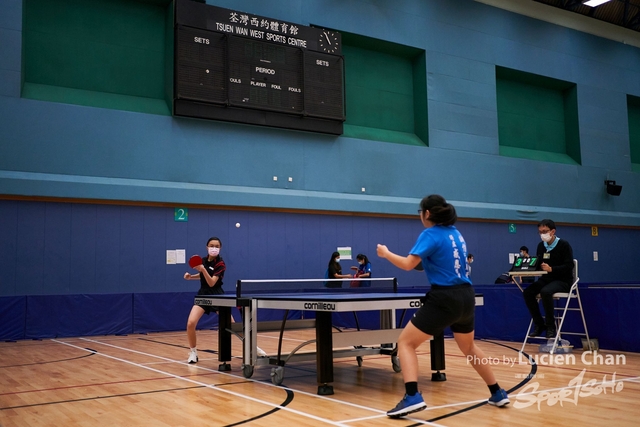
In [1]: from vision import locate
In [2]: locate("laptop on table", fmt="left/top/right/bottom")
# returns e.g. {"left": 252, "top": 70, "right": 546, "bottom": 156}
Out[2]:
{"left": 509, "top": 256, "right": 544, "bottom": 290}
{"left": 510, "top": 256, "right": 541, "bottom": 273}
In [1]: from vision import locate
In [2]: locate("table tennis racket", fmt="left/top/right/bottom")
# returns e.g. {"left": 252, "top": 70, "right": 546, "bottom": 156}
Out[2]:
{"left": 414, "top": 261, "right": 424, "bottom": 271}
{"left": 189, "top": 255, "right": 203, "bottom": 268}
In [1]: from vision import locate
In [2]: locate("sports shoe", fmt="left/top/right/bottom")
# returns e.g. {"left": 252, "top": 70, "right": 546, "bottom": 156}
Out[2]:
{"left": 545, "top": 328, "right": 557, "bottom": 339}
{"left": 257, "top": 346, "right": 267, "bottom": 357}
{"left": 387, "top": 392, "right": 427, "bottom": 418}
{"left": 187, "top": 349, "right": 198, "bottom": 364}
{"left": 488, "top": 388, "right": 510, "bottom": 407}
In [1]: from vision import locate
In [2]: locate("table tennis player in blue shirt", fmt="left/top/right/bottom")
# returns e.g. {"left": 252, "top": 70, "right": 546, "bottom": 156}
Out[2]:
{"left": 350, "top": 253, "right": 372, "bottom": 287}
{"left": 377, "top": 194, "right": 509, "bottom": 418}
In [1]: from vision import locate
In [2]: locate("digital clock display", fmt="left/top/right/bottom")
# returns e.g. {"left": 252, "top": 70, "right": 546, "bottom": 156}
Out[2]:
{"left": 173, "top": 0, "right": 345, "bottom": 135}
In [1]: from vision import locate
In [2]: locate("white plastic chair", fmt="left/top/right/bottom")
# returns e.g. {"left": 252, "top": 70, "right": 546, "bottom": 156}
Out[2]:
{"left": 521, "top": 259, "right": 592, "bottom": 354}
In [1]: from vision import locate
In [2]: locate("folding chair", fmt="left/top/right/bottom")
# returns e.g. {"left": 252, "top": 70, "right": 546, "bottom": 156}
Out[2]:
{"left": 521, "top": 259, "right": 592, "bottom": 354}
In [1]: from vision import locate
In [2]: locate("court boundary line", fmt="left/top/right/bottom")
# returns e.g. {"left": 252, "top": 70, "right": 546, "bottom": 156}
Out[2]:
{"left": 71, "top": 337, "right": 450, "bottom": 426}
{"left": 74, "top": 336, "right": 532, "bottom": 425}
{"left": 0, "top": 385, "right": 204, "bottom": 411}
{"left": 76, "top": 337, "right": 412, "bottom": 416}
{"left": 0, "top": 352, "right": 95, "bottom": 369}
{"left": 3, "top": 334, "right": 540, "bottom": 426}
{"left": 405, "top": 340, "right": 537, "bottom": 426}
{"left": 53, "top": 339, "right": 353, "bottom": 427}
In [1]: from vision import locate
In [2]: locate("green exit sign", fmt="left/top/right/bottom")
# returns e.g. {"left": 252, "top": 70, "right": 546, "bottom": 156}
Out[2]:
{"left": 508, "top": 223, "right": 517, "bottom": 233}
{"left": 174, "top": 208, "right": 188, "bottom": 222}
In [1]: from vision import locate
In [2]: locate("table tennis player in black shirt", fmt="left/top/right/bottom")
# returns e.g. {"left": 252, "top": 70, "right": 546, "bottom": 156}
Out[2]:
{"left": 183, "top": 237, "right": 226, "bottom": 363}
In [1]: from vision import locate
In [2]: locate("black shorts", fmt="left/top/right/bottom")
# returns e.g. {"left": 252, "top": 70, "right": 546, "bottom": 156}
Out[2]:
{"left": 410, "top": 284, "right": 475, "bottom": 335}
{"left": 196, "top": 285, "right": 224, "bottom": 315}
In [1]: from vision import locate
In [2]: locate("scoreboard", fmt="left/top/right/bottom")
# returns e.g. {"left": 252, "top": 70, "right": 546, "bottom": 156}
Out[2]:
{"left": 173, "top": 0, "right": 345, "bottom": 135}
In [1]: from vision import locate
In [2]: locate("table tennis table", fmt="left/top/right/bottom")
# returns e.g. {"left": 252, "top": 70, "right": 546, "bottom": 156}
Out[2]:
{"left": 195, "top": 285, "right": 484, "bottom": 395}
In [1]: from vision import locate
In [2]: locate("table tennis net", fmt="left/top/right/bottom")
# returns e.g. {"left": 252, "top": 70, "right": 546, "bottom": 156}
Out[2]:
{"left": 235, "top": 277, "right": 398, "bottom": 297}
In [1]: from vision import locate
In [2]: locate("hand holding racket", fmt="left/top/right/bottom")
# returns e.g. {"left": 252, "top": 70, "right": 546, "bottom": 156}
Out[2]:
{"left": 189, "top": 255, "right": 206, "bottom": 275}
{"left": 189, "top": 255, "right": 203, "bottom": 268}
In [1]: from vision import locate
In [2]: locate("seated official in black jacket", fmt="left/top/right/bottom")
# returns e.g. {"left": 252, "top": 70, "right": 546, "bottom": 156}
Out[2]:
{"left": 522, "top": 219, "right": 574, "bottom": 339}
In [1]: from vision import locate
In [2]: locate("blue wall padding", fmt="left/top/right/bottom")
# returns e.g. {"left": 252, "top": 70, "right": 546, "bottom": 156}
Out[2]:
{"left": 0, "top": 296, "right": 26, "bottom": 341}
{"left": 133, "top": 292, "right": 306, "bottom": 333}
{"left": 580, "top": 288, "right": 640, "bottom": 353}
{"left": 3, "top": 288, "right": 639, "bottom": 354}
{"left": 474, "top": 285, "right": 532, "bottom": 342}
{"left": 134, "top": 292, "right": 201, "bottom": 333}
{"left": 25, "top": 294, "right": 132, "bottom": 338}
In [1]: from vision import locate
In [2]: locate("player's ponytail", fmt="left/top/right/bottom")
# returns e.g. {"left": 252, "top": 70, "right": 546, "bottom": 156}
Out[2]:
{"left": 419, "top": 195, "right": 457, "bottom": 226}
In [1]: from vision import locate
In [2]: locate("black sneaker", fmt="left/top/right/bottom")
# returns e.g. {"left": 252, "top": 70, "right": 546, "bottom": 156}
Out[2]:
{"left": 528, "top": 325, "right": 545, "bottom": 337}
{"left": 546, "top": 328, "right": 557, "bottom": 339}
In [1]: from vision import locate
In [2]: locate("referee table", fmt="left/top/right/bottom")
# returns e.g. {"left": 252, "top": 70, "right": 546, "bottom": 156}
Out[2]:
{"left": 194, "top": 277, "right": 484, "bottom": 395}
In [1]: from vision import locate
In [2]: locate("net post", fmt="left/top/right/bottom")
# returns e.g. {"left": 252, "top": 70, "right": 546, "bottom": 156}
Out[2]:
{"left": 236, "top": 280, "right": 241, "bottom": 298}
{"left": 393, "top": 277, "right": 398, "bottom": 292}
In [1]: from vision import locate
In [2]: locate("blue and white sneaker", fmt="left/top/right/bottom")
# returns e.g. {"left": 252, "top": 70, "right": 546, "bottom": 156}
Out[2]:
{"left": 488, "top": 388, "right": 510, "bottom": 407}
{"left": 387, "top": 392, "right": 427, "bottom": 418}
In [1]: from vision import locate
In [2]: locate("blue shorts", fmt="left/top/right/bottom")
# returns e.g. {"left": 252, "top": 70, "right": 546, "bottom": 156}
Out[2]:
{"left": 410, "top": 284, "right": 475, "bottom": 335}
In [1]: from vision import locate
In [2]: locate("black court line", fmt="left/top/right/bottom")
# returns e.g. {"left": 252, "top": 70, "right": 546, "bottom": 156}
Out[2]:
{"left": 221, "top": 389, "right": 295, "bottom": 427}
{"left": 0, "top": 352, "right": 96, "bottom": 369}
{"left": 136, "top": 337, "right": 301, "bottom": 425}
{"left": 138, "top": 337, "right": 238, "bottom": 358}
{"left": 134, "top": 337, "right": 302, "bottom": 424}
{"left": 138, "top": 337, "right": 213, "bottom": 351}
{"left": 0, "top": 385, "right": 204, "bottom": 411}
{"left": 85, "top": 338, "right": 298, "bottom": 425}
{"left": 138, "top": 337, "right": 188, "bottom": 348}
{"left": 404, "top": 340, "right": 537, "bottom": 426}
{"left": 138, "top": 337, "right": 247, "bottom": 358}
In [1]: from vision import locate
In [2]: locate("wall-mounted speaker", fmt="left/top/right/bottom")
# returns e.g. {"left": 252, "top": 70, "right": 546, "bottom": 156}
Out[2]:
{"left": 605, "top": 180, "right": 622, "bottom": 196}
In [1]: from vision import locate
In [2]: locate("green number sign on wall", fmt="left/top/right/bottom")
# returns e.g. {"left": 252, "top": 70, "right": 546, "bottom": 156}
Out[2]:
{"left": 174, "top": 208, "right": 188, "bottom": 222}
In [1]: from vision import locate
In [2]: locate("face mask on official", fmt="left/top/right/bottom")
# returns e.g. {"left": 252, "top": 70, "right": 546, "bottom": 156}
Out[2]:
{"left": 335, "top": 258, "right": 340, "bottom": 263}
{"left": 208, "top": 247, "right": 220, "bottom": 256}
{"left": 540, "top": 233, "right": 552, "bottom": 243}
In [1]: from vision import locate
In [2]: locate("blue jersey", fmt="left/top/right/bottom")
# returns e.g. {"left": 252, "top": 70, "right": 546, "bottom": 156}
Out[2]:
{"left": 409, "top": 225, "right": 472, "bottom": 286}
{"left": 357, "top": 262, "right": 372, "bottom": 287}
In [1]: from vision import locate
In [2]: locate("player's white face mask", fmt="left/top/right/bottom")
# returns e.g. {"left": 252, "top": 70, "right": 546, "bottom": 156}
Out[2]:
{"left": 208, "top": 247, "right": 220, "bottom": 256}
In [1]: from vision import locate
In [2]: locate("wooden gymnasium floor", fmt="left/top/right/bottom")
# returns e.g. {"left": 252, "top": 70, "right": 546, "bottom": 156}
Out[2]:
{"left": 1, "top": 329, "right": 639, "bottom": 427}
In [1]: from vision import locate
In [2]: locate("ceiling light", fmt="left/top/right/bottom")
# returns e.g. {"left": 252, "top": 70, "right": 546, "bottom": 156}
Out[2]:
{"left": 582, "top": 0, "right": 612, "bottom": 7}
